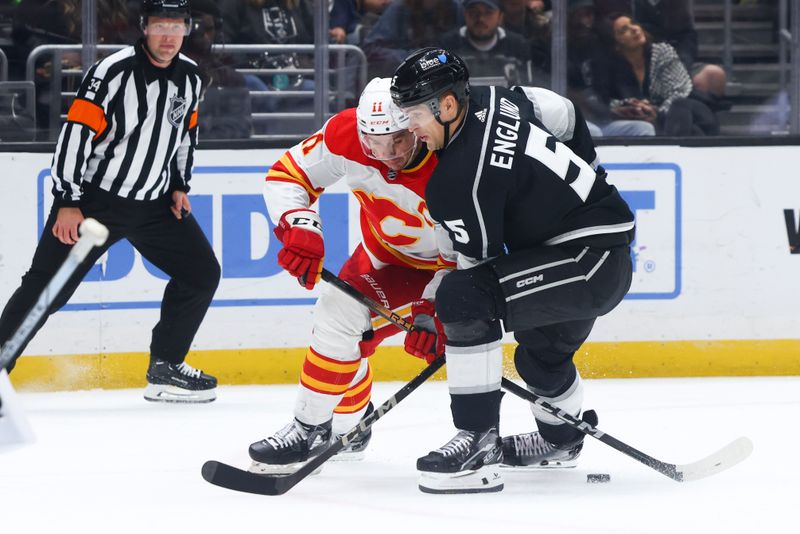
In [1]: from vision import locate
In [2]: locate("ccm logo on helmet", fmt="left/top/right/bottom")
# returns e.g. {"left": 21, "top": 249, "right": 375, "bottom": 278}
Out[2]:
{"left": 516, "top": 274, "right": 543, "bottom": 288}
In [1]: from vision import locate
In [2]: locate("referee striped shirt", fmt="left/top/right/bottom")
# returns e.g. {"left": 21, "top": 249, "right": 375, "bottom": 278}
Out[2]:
{"left": 51, "top": 39, "right": 202, "bottom": 206}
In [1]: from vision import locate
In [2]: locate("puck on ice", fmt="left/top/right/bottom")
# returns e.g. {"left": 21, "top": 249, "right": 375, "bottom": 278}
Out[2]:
{"left": 586, "top": 473, "right": 611, "bottom": 483}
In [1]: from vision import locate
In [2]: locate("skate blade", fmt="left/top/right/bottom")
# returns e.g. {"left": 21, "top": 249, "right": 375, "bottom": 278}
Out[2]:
{"left": 143, "top": 383, "right": 216, "bottom": 404}
{"left": 248, "top": 460, "right": 322, "bottom": 476}
{"left": 500, "top": 458, "right": 579, "bottom": 470}
{"left": 330, "top": 450, "right": 366, "bottom": 462}
{"left": 418, "top": 465, "right": 504, "bottom": 494}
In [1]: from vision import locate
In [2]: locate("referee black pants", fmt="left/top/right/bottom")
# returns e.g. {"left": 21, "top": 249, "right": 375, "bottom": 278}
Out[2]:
{"left": 0, "top": 187, "right": 220, "bottom": 372}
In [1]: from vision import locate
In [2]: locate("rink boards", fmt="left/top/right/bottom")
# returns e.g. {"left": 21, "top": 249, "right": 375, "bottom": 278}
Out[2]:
{"left": 1, "top": 144, "right": 798, "bottom": 390}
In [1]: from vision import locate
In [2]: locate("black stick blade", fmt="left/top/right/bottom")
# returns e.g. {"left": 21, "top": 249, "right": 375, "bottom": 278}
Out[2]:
{"left": 201, "top": 460, "right": 290, "bottom": 496}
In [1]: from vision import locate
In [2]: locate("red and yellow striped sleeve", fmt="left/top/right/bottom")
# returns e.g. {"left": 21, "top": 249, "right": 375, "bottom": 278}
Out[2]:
{"left": 266, "top": 152, "right": 324, "bottom": 205}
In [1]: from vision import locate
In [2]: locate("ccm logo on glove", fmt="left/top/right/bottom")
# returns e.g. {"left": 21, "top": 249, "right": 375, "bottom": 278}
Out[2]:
{"left": 274, "top": 208, "right": 324, "bottom": 290}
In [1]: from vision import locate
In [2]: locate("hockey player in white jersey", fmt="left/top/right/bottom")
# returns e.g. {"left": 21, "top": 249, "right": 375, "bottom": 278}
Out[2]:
{"left": 250, "top": 78, "right": 454, "bottom": 473}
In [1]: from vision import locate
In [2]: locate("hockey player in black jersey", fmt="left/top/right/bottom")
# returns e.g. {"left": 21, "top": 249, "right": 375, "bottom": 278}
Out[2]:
{"left": 391, "top": 48, "right": 635, "bottom": 494}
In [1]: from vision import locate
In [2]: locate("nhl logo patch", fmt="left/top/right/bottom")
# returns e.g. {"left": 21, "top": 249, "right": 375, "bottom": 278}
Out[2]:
{"left": 168, "top": 95, "right": 188, "bottom": 128}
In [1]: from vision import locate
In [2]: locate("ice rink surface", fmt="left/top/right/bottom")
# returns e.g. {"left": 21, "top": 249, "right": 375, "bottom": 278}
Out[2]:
{"left": 1, "top": 376, "right": 796, "bottom": 534}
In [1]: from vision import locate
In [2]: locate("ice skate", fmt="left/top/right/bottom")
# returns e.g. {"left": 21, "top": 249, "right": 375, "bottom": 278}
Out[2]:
{"left": 417, "top": 428, "right": 504, "bottom": 494}
{"left": 144, "top": 360, "right": 217, "bottom": 403}
{"left": 501, "top": 432, "right": 584, "bottom": 468}
{"left": 331, "top": 402, "right": 374, "bottom": 462}
{"left": 248, "top": 418, "right": 331, "bottom": 475}
{"left": 501, "top": 410, "right": 597, "bottom": 468}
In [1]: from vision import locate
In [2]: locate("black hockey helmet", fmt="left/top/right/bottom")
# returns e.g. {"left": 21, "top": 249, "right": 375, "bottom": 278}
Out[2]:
{"left": 140, "top": 0, "right": 192, "bottom": 34}
{"left": 390, "top": 47, "right": 470, "bottom": 110}
{"left": 142, "top": 0, "right": 191, "bottom": 17}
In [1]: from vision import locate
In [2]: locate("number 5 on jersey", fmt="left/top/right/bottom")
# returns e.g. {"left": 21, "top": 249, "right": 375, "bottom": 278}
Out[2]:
{"left": 443, "top": 219, "right": 470, "bottom": 244}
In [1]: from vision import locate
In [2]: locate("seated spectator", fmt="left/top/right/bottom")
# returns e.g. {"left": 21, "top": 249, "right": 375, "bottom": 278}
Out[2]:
{"left": 633, "top": 0, "right": 727, "bottom": 98}
{"left": 439, "top": 0, "right": 532, "bottom": 86}
{"left": 362, "top": 0, "right": 463, "bottom": 78}
{"left": 330, "top": 0, "right": 391, "bottom": 46}
{"left": 592, "top": 13, "right": 719, "bottom": 136}
{"left": 499, "top": 0, "right": 551, "bottom": 39}
{"left": 182, "top": 0, "right": 252, "bottom": 139}
{"left": 499, "top": 0, "right": 550, "bottom": 73}
{"left": 219, "top": 0, "right": 316, "bottom": 135}
{"left": 330, "top": 0, "right": 356, "bottom": 44}
{"left": 567, "top": 0, "right": 654, "bottom": 136}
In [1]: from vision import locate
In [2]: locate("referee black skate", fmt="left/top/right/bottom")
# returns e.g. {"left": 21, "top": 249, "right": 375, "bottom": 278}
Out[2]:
{"left": 0, "top": 0, "right": 220, "bottom": 403}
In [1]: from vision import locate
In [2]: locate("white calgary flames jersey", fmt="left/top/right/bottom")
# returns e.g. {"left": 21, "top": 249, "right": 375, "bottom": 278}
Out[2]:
{"left": 264, "top": 108, "right": 453, "bottom": 272}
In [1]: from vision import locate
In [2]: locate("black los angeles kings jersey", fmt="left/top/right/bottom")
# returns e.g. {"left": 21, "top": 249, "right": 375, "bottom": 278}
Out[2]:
{"left": 426, "top": 85, "right": 635, "bottom": 266}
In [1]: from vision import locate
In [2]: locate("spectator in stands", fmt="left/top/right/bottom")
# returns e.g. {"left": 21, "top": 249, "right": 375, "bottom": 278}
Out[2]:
{"left": 566, "top": 0, "right": 654, "bottom": 136}
{"left": 361, "top": 0, "right": 463, "bottom": 77}
{"left": 182, "top": 0, "right": 252, "bottom": 139}
{"left": 633, "top": 0, "right": 728, "bottom": 98}
{"left": 592, "top": 13, "right": 719, "bottom": 136}
{"left": 330, "top": 0, "right": 356, "bottom": 44}
{"left": 498, "top": 0, "right": 550, "bottom": 76}
{"left": 347, "top": 0, "right": 392, "bottom": 46}
{"left": 499, "top": 0, "right": 551, "bottom": 40}
{"left": 439, "top": 0, "right": 532, "bottom": 86}
{"left": 218, "top": 0, "right": 316, "bottom": 135}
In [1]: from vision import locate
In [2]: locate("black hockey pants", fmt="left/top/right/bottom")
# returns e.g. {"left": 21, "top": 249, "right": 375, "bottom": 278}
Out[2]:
{"left": 435, "top": 243, "right": 632, "bottom": 434}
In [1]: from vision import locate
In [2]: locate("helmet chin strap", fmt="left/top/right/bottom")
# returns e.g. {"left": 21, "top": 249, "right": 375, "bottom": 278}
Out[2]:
{"left": 435, "top": 99, "right": 466, "bottom": 148}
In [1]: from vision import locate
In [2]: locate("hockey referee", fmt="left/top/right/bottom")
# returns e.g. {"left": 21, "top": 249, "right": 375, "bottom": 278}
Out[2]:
{"left": 0, "top": 0, "right": 221, "bottom": 403}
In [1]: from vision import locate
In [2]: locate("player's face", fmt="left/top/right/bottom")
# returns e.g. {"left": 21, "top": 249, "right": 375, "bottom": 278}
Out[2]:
{"left": 143, "top": 16, "right": 188, "bottom": 65}
{"left": 402, "top": 102, "right": 445, "bottom": 151}
{"left": 361, "top": 130, "right": 417, "bottom": 170}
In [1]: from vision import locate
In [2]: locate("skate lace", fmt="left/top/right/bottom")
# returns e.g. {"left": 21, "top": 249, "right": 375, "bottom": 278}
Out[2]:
{"left": 513, "top": 432, "right": 554, "bottom": 458}
{"left": 176, "top": 362, "right": 202, "bottom": 379}
{"left": 437, "top": 431, "right": 474, "bottom": 458}
{"left": 266, "top": 421, "right": 306, "bottom": 449}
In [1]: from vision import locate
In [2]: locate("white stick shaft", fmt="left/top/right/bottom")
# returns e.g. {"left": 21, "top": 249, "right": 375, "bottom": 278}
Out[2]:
{"left": 0, "top": 219, "right": 109, "bottom": 370}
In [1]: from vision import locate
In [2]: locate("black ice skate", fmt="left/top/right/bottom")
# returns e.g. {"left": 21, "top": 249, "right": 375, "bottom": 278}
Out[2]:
{"left": 501, "top": 432, "right": 584, "bottom": 468}
{"left": 417, "top": 428, "right": 504, "bottom": 494}
{"left": 501, "top": 410, "right": 598, "bottom": 468}
{"left": 143, "top": 360, "right": 217, "bottom": 403}
{"left": 331, "top": 402, "right": 374, "bottom": 462}
{"left": 248, "top": 418, "right": 332, "bottom": 475}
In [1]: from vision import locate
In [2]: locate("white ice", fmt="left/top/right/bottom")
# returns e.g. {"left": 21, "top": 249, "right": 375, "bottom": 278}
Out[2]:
{"left": 0, "top": 376, "right": 795, "bottom": 534}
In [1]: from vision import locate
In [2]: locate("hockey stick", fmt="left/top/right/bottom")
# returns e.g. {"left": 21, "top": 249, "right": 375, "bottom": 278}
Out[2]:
{"left": 319, "top": 268, "right": 754, "bottom": 483}
{"left": 0, "top": 218, "right": 109, "bottom": 372}
{"left": 202, "top": 355, "right": 445, "bottom": 495}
